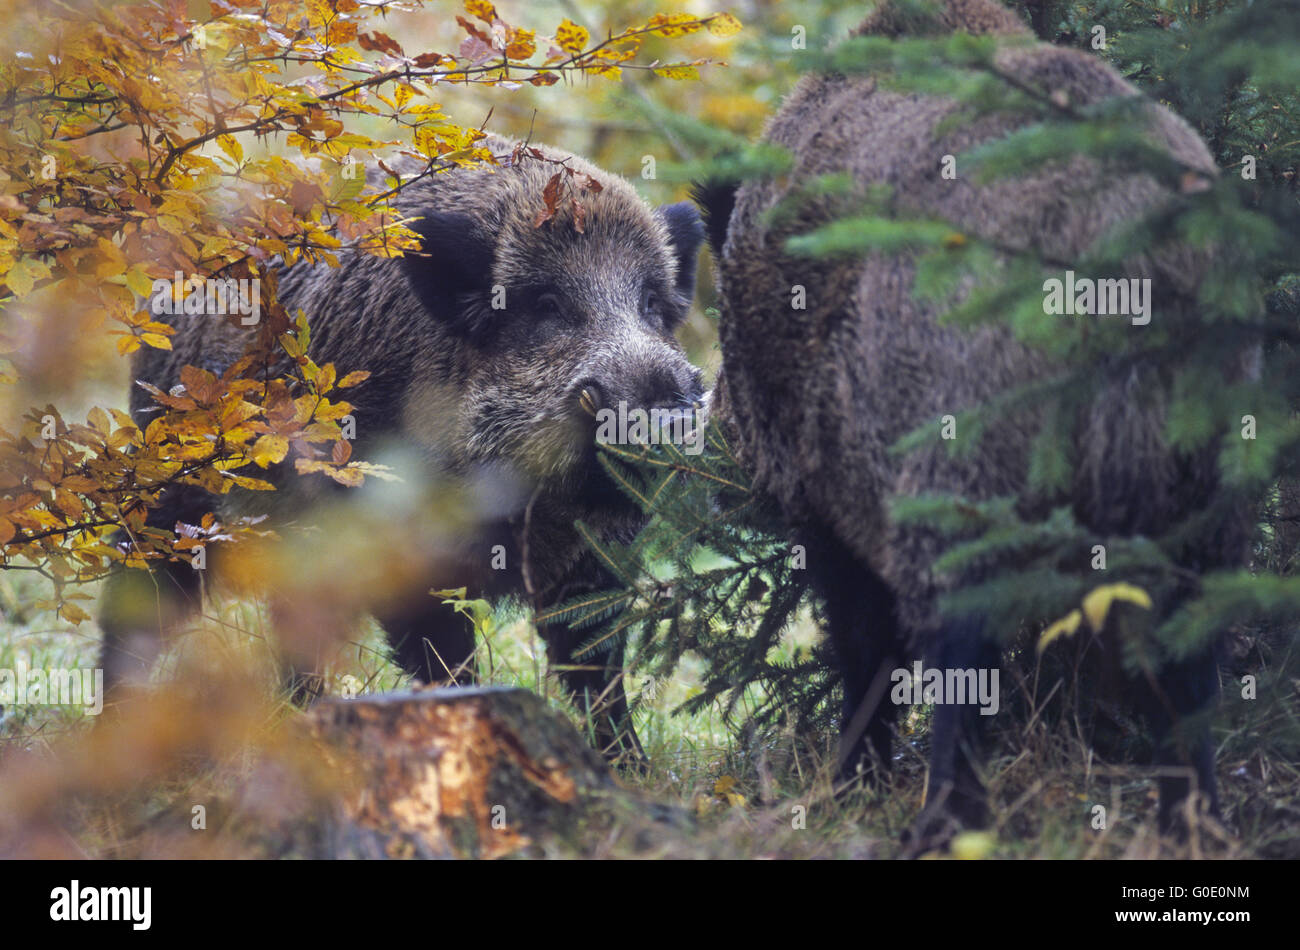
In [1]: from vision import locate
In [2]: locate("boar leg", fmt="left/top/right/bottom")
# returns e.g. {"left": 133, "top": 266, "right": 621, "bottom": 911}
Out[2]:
{"left": 1142, "top": 648, "right": 1221, "bottom": 833}
{"left": 909, "top": 621, "right": 1000, "bottom": 852}
{"left": 540, "top": 618, "right": 645, "bottom": 769}
{"left": 98, "top": 485, "right": 210, "bottom": 704}
{"left": 99, "top": 559, "right": 201, "bottom": 702}
{"left": 802, "top": 529, "right": 902, "bottom": 787}
{"left": 377, "top": 596, "right": 479, "bottom": 687}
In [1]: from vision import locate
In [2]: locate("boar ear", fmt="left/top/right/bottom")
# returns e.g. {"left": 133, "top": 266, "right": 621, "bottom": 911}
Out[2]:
{"left": 402, "top": 211, "right": 496, "bottom": 338}
{"left": 657, "top": 201, "right": 705, "bottom": 304}
{"left": 689, "top": 180, "right": 736, "bottom": 263}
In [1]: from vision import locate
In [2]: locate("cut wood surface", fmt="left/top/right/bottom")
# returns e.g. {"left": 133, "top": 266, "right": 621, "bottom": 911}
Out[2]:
{"left": 298, "top": 686, "right": 686, "bottom": 858}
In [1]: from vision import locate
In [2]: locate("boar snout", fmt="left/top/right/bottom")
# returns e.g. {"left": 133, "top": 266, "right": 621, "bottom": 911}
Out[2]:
{"left": 571, "top": 352, "right": 701, "bottom": 420}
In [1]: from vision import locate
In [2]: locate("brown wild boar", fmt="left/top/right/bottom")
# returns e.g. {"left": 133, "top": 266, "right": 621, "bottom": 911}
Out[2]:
{"left": 99, "top": 136, "right": 705, "bottom": 763}
{"left": 698, "top": 0, "right": 1246, "bottom": 845}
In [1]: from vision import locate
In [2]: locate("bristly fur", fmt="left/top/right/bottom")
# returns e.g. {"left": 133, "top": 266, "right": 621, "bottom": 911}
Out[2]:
{"left": 707, "top": 0, "right": 1246, "bottom": 842}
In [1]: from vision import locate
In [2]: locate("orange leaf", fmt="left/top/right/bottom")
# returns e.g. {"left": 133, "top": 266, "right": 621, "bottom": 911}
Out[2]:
{"left": 337, "top": 370, "right": 370, "bottom": 388}
{"left": 464, "top": 0, "right": 498, "bottom": 24}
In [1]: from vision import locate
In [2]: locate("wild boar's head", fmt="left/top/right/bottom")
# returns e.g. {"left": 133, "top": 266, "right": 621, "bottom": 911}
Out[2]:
{"left": 399, "top": 143, "right": 705, "bottom": 503}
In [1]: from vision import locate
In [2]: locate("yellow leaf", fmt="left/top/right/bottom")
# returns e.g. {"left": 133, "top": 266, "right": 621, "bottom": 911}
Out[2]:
{"left": 653, "top": 65, "right": 701, "bottom": 80}
{"left": 60, "top": 602, "right": 92, "bottom": 624}
{"left": 316, "top": 362, "right": 336, "bottom": 394}
{"left": 125, "top": 266, "right": 155, "bottom": 298}
{"left": 555, "top": 18, "right": 589, "bottom": 55}
{"left": 87, "top": 406, "right": 112, "bottom": 435}
{"left": 951, "top": 830, "right": 996, "bottom": 860}
{"left": 94, "top": 238, "right": 126, "bottom": 278}
{"left": 217, "top": 134, "right": 243, "bottom": 165}
{"left": 141, "top": 333, "right": 172, "bottom": 350}
{"left": 251, "top": 434, "right": 289, "bottom": 468}
{"left": 7, "top": 256, "right": 51, "bottom": 296}
{"left": 1081, "top": 582, "right": 1153, "bottom": 633}
{"left": 646, "top": 13, "right": 704, "bottom": 37}
{"left": 464, "top": 0, "right": 497, "bottom": 22}
{"left": 1037, "top": 608, "right": 1082, "bottom": 654}
{"left": 707, "top": 12, "right": 743, "bottom": 37}
{"left": 227, "top": 474, "right": 277, "bottom": 491}
{"left": 329, "top": 465, "right": 365, "bottom": 487}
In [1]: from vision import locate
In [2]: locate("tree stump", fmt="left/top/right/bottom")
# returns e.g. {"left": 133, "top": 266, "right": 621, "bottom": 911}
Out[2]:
{"left": 296, "top": 686, "right": 683, "bottom": 859}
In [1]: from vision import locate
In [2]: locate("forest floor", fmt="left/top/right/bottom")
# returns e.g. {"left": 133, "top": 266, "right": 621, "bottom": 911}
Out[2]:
{"left": 1, "top": 569, "right": 1296, "bottom": 859}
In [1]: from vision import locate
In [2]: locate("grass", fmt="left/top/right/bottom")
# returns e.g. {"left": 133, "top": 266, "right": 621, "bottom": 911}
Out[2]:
{"left": 0, "top": 566, "right": 1296, "bottom": 859}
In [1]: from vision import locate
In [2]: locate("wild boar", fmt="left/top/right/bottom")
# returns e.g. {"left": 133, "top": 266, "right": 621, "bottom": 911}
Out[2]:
{"left": 99, "top": 135, "right": 705, "bottom": 763}
{"left": 698, "top": 0, "right": 1244, "bottom": 844}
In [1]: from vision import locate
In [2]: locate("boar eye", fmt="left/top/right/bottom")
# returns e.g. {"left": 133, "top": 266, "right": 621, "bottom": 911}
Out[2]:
{"left": 535, "top": 292, "right": 564, "bottom": 319}
{"left": 641, "top": 286, "right": 663, "bottom": 321}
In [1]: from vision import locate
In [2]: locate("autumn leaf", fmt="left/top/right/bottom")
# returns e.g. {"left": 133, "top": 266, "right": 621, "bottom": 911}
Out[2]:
{"left": 653, "top": 65, "right": 701, "bottom": 80}
{"left": 316, "top": 363, "right": 336, "bottom": 393}
{"left": 60, "top": 602, "right": 92, "bottom": 625}
{"left": 1081, "top": 583, "right": 1152, "bottom": 632}
{"left": 535, "top": 171, "right": 563, "bottom": 227}
{"left": 329, "top": 466, "right": 365, "bottom": 487}
{"left": 505, "top": 27, "right": 536, "bottom": 60}
{"left": 646, "top": 13, "right": 705, "bottom": 38}
{"left": 555, "top": 18, "right": 589, "bottom": 56}
{"left": 337, "top": 370, "right": 371, "bottom": 388}
{"left": 226, "top": 474, "right": 278, "bottom": 491}
{"left": 216, "top": 134, "right": 243, "bottom": 165}
{"left": 712, "top": 775, "right": 746, "bottom": 807}
{"left": 1037, "top": 608, "right": 1082, "bottom": 654}
{"left": 357, "top": 31, "right": 404, "bottom": 56}
{"left": 464, "top": 0, "right": 497, "bottom": 24}
{"left": 251, "top": 435, "right": 290, "bottom": 468}
{"left": 1038, "top": 583, "right": 1154, "bottom": 654}
{"left": 706, "top": 12, "right": 743, "bottom": 37}
{"left": 125, "top": 266, "right": 155, "bottom": 298}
